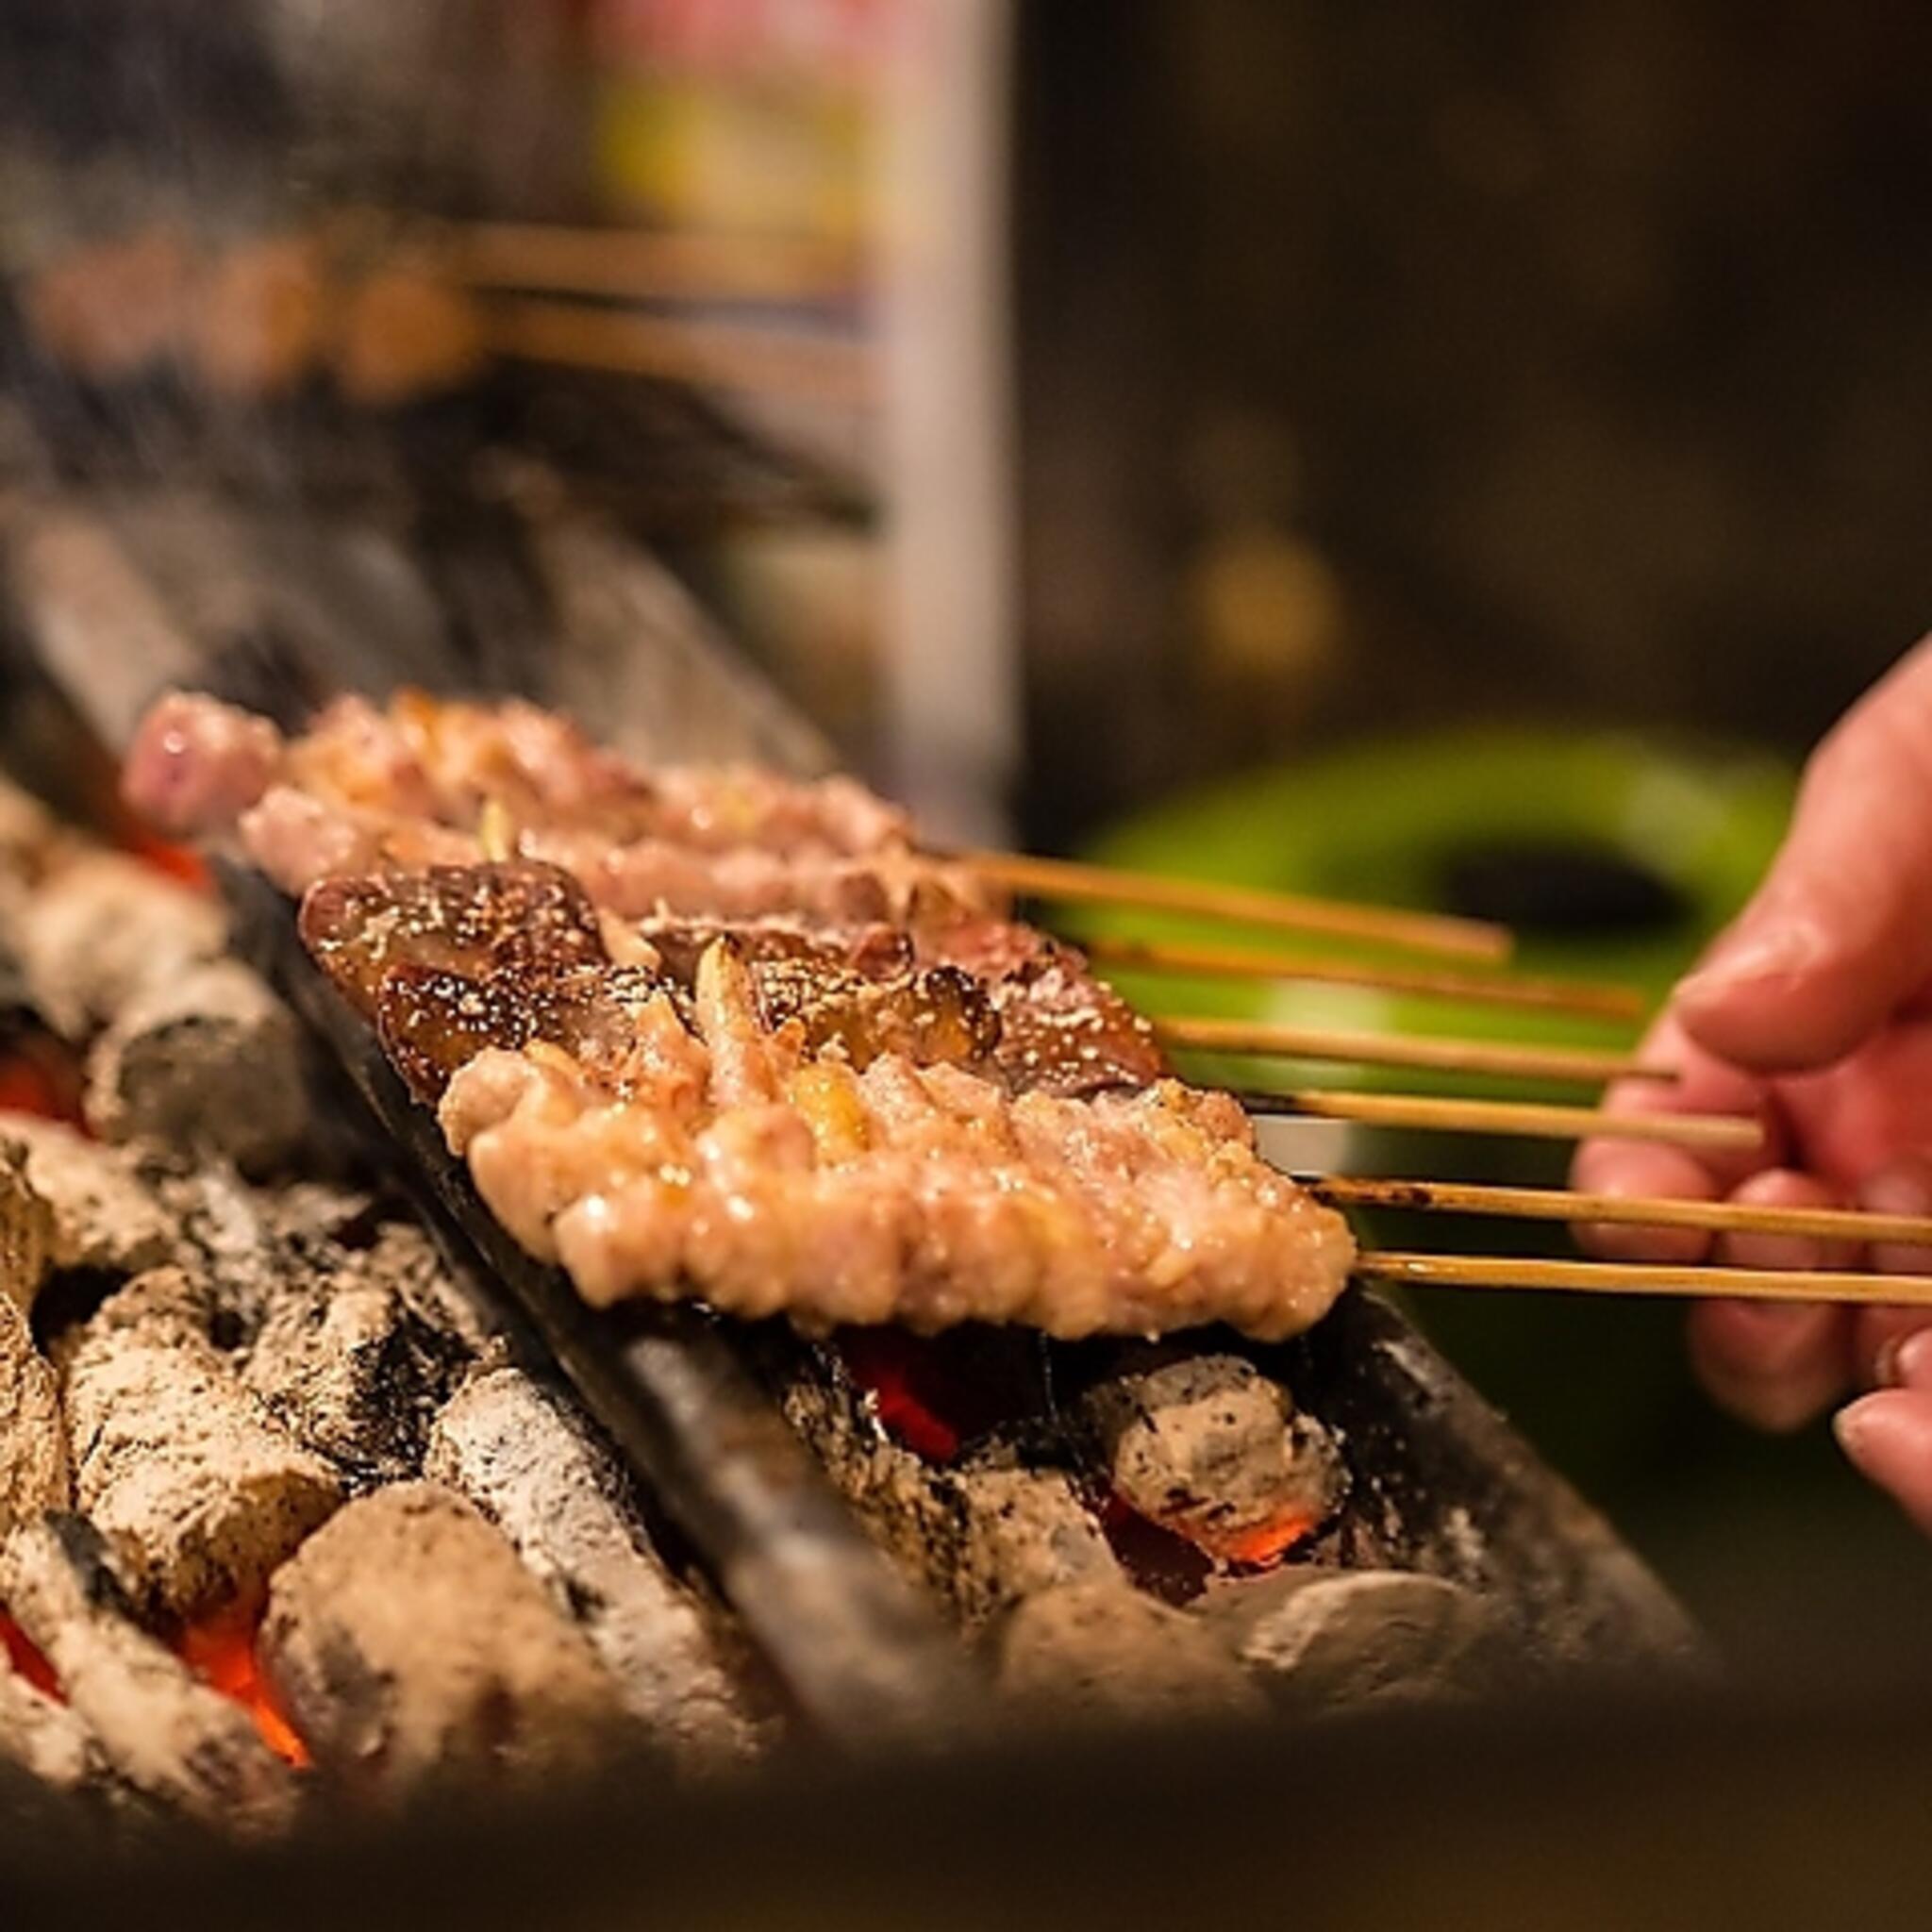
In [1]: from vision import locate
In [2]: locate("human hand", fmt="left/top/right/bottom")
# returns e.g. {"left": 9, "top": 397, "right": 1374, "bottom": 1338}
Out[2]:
{"left": 1571, "top": 639, "right": 1932, "bottom": 1524}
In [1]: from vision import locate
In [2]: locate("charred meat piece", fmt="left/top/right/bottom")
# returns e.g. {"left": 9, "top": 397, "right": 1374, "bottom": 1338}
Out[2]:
{"left": 642, "top": 911, "right": 1152, "bottom": 1097}
{"left": 305, "top": 864, "right": 1003, "bottom": 1099}
{"left": 908, "top": 905, "right": 1167, "bottom": 1097}
{"left": 299, "top": 862, "right": 608, "bottom": 1020}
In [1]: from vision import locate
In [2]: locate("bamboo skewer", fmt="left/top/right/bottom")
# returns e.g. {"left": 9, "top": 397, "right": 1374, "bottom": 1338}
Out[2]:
{"left": 1158, "top": 1016, "right": 1653, "bottom": 1085}
{"left": 1307, "top": 1175, "right": 1932, "bottom": 1251}
{"left": 1239, "top": 1088, "right": 1761, "bottom": 1151}
{"left": 453, "top": 222, "right": 858, "bottom": 307}
{"left": 485, "top": 296, "right": 875, "bottom": 406}
{"left": 1084, "top": 934, "right": 1645, "bottom": 1022}
{"left": 1355, "top": 1250, "right": 1932, "bottom": 1307}
{"left": 960, "top": 851, "right": 1512, "bottom": 962}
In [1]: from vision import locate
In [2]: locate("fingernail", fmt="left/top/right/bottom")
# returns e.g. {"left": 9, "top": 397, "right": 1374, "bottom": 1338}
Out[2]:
{"left": 1881, "top": 1329, "right": 1932, "bottom": 1390}
{"left": 1679, "top": 923, "right": 1824, "bottom": 1003}
{"left": 1834, "top": 1398, "right": 1875, "bottom": 1459}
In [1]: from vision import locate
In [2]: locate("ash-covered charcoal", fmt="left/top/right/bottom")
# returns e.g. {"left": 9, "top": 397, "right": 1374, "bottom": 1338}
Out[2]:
{"left": 242, "top": 1222, "right": 480, "bottom": 1486}
{"left": 261, "top": 1189, "right": 500, "bottom": 1359}
{"left": 1199, "top": 1567, "right": 1506, "bottom": 1714}
{"left": 426, "top": 1368, "right": 763, "bottom": 1767}
{"left": 995, "top": 1579, "right": 1263, "bottom": 1724}
{"left": 0, "top": 1142, "right": 53, "bottom": 1313}
{"left": 0, "top": 1118, "right": 175, "bottom": 1282}
{"left": 16, "top": 851, "right": 226, "bottom": 1043}
{"left": 781, "top": 1365, "right": 1120, "bottom": 1630}
{"left": 259, "top": 1483, "right": 624, "bottom": 1800}
{"left": 0, "top": 1657, "right": 106, "bottom": 1798}
{"left": 59, "top": 1267, "right": 343, "bottom": 1619}
{"left": 83, "top": 959, "right": 310, "bottom": 1174}
{"left": 1079, "top": 1350, "right": 1347, "bottom": 1567}
{"left": 0, "top": 1516, "right": 297, "bottom": 1832}
{"left": 0, "top": 1294, "right": 68, "bottom": 1535}
{"left": 783, "top": 1354, "right": 1268, "bottom": 1719}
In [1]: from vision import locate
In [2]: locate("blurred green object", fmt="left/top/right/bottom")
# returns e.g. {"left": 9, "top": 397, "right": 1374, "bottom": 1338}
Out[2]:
{"left": 1077, "top": 726, "right": 1795, "bottom": 1084}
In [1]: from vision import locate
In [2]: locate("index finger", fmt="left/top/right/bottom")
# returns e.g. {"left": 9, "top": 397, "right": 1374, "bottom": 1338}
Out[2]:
{"left": 1570, "top": 1009, "right": 1780, "bottom": 1260}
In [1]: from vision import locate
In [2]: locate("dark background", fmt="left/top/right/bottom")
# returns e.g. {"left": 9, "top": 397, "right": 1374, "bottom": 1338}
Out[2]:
{"left": 1016, "top": 0, "right": 1932, "bottom": 834}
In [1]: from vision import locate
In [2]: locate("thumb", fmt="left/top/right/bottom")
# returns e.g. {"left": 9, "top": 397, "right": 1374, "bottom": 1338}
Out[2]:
{"left": 1674, "top": 637, "right": 1932, "bottom": 1073}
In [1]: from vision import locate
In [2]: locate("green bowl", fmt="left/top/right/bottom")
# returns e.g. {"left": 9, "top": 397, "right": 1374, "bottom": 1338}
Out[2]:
{"left": 1077, "top": 726, "right": 1795, "bottom": 1101}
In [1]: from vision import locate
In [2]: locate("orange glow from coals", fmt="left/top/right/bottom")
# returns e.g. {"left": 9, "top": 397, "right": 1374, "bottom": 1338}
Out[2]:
{"left": 0, "top": 1611, "right": 60, "bottom": 1700}
{"left": 838, "top": 1331, "right": 962, "bottom": 1463}
{"left": 0, "top": 1035, "right": 87, "bottom": 1128}
{"left": 124, "top": 828, "right": 211, "bottom": 892}
{"left": 176, "top": 1609, "right": 308, "bottom": 1768}
{"left": 1207, "top": 1510, "right": 1324, "bottom": 1572}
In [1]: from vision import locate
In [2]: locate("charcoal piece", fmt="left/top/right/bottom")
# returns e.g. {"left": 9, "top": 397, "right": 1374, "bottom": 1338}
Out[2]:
{"left": 0, "top": 1294, "right": 67, "bottom": 1535}
{"left": 781, "top": 1368, "right": 1123, "bottom": 1629}
{"left": 0, "top": 770, "right": 65, "bottom": 886}
{"left": 17, "top": 851, "right": 226, "bottom": 1041}
{"left": 60, "top": 1267, "right": 342, "bottom": 1618}
{"left": 995, "top": 1579, "right": 1264, "bottom": 1724}
{"left": 83, "top": 959, "right": 308, "bottom": 1174}
{"left": 0, "top": 1662, "right": 104, "bottom": 1795}
{"left": 0, "top": 1142, "right": 53, "bottom": 1314}
{"left": 258, "top": 1482, "right": 622, "bottom": 1800}
{"left": 1080, "top": 1350, "right": 1346, "bottom": 1563}
{"left": 242, "top": 1222, "right": 479, "bottom": 1485}
{"left": 426, "top": 1367, "right": 762, "bottom": 1767}
{"left": 0, "top": 1515, "right": 297, "bottom": 1831}
{"left": 1200, "top": 1568, "right": 1505, "bottom": 1713}
{"left": 0, "top": 1118, "right": 175, "bottom": 1282}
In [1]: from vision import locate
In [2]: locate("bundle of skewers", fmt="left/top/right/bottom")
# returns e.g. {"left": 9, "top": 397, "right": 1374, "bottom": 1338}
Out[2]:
{"left": 10, "top": 215, "right": 871, "bottom": 409}
{"left": 118, "top": 686, "right": 1932, "bottom": 1338}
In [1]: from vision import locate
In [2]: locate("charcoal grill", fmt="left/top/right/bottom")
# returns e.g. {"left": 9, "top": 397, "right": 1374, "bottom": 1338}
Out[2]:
{"left": 0, "top": 458, "right": 1693, "bottom": 1730}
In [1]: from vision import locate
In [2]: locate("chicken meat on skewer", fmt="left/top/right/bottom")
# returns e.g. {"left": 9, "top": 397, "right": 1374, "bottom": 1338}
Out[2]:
{"left": 126, "top": 689, "right": 975, "bottom": 924}
{"left": 125, "top": 692, "right": 1355, "bottom": 1341}
{"left": 294, "top": 861, "right": 1352, "bottom": 1341}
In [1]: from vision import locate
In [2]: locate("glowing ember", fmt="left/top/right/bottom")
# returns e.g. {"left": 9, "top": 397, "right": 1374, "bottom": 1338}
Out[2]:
{"left": 0, "top": 1610, "right": 59, "bottom": 1699}
{"left": 1203, "top": 1511, "right": 1324, "bottom": 1573}
{"left": 838, "top": 1331, "right": 963, "bottom": 1463}
{"left": 1094, "top": 1493, "right": 1211, "bottom": 1605}
{"left": 124, "top": 828, "right": 211, "bottom": 892}
{"left": 0, "top": 1035, "right": 87, "bottom": 1127}
{"left": 1101, "top": 1496, "right": 1322, "bottom": 1584}
{"left": 176, "top": 1609, "right": 308, "bottom": 1768}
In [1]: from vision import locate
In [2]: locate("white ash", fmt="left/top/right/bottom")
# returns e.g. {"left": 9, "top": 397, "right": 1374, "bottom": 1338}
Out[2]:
{"left": 1080, "top": 1350, "right": 1346, "bottom": 1561}
{"left": 259, "top": 1482, "right": 624, "bottom": 1800}
{"left": 426, "top": 1368, "right": 763, "bottom": 1767}
{"left": 995, "top": 1579, "right": 1264, "bottom": 1725}
{"left": 0, "top": 1659, "right": 105, "bottom": 1796}
{"left": 83, "top": 959, "right": 309, "bottom": 1175}
{"left": 16, "top": 851, "right": 225, "bottom": 1042}
{"left": 0, "top": 1515, "right": 297, "bottom": 1832}
{"left": 59, "top": 1266, "right": 343, "bottom": 1619}
{"left": 0, "top": 1293, "right": 68, "bottom": 1536}
{"left": 0, "top": 1118, "right": 175, "bottom": 1283}
{"left": 1199, "top": 1568, "right": 1504, "bottom": 1714}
